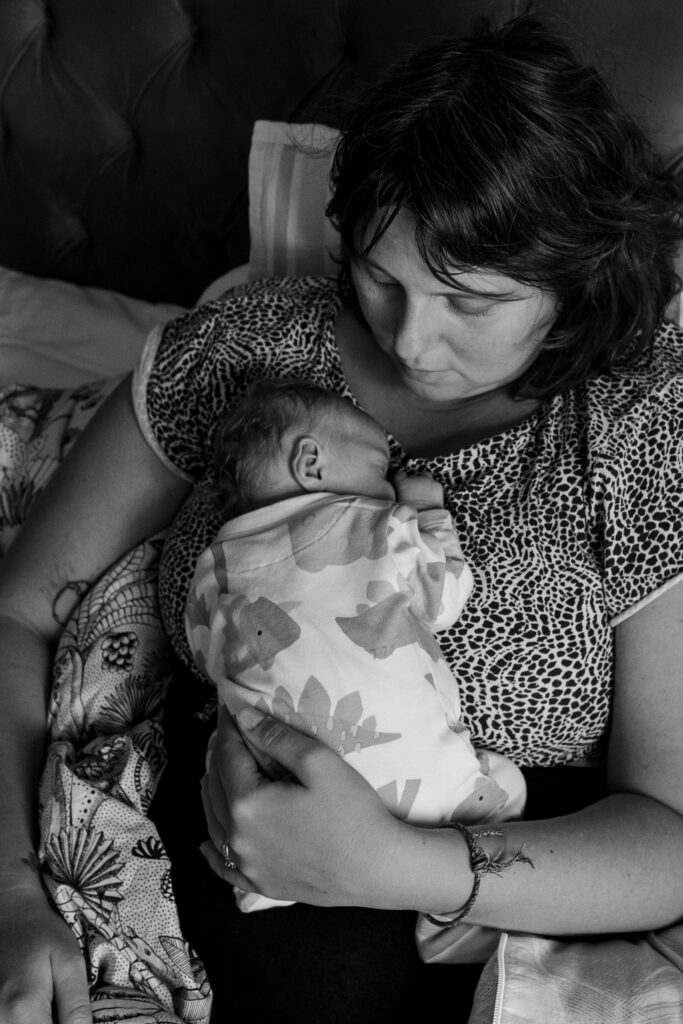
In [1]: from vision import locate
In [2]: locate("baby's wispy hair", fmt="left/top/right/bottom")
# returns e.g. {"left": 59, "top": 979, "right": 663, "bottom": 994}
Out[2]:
{"left": 212, "top": 376, "right": 346, "bottom": 516}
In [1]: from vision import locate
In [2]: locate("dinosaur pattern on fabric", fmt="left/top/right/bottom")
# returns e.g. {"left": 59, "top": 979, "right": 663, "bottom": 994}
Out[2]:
{"left": 186, "top": 492, "right": 527, "bottom": 918}
{"left": 256, "top": 675, "right": 403, "bottom": 756}
{"left": 287, "top": 500, "right": 390, "bottom": 570}
{"left": 213, "top": 593, "right": 302, "bottom": 673}
{"left": 335, "top": 586, "right": 444, "bottom": 661}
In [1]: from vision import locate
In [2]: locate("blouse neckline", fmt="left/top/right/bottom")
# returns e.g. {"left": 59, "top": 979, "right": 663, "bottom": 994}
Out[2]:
{"left": 323, "top": 283, "right": 548, "bottom": 474}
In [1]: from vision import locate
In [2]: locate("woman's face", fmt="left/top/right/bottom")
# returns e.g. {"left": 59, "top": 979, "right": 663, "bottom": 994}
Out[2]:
{"left": 350, "top": 208, "right": 558, "bottom": 404}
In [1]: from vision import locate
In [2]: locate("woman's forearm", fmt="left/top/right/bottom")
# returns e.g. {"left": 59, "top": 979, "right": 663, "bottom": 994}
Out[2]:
{"left": 394, "top": 793, "right": 683, "bottom": 934}
{"left": 208, "top": 703, "right": 683, "bottom": 935}
{"left": 0, "top": 616, "right": 53, "bottom": 893}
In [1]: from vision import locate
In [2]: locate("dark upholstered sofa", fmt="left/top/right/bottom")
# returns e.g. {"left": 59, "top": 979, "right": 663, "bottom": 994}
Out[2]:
{"left": 0, "top": 0, "right": 681, "bottom": 309}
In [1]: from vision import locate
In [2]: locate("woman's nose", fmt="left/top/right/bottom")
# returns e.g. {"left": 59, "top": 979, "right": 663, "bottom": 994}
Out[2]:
{"left": 392, "top": 297, "right": 433, "bottom": 361}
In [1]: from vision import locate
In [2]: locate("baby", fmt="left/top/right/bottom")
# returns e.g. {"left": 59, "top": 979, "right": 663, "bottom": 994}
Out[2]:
{"left": 185, "top": 378, "right": 526, "bottom": 961}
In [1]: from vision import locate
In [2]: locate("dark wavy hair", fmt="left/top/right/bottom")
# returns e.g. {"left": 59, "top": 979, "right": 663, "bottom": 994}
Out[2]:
{"left": 326, "top": 16, "right": 683, "bottom": 398}
{"left": 212, "top": 377, "right": 345, "bottom": 515}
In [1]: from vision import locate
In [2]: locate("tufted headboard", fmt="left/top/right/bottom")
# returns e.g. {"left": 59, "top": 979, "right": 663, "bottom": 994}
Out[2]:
{"left": 0, "top": 0, "right": 681, "bottom": 307}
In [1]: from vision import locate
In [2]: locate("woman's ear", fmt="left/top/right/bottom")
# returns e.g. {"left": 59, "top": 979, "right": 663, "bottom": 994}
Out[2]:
{"left": 290, "top": 435, "right": 325, "bottom": 491}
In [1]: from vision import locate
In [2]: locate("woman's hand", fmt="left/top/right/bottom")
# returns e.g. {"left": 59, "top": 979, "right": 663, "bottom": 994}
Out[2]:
{"left": 200, "top": 705, "right": 410, "bottom": 910}
{"left": 0, "top": 888, "right": 91, "bottom": 1024}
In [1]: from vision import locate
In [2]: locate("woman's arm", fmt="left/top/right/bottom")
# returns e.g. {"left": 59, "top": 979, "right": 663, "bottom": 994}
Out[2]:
{"left": 0, "top": 375, "right": 191, "bottom": 1022}
{"left": 203, "top": 578, "right": 683, "bottom": 935}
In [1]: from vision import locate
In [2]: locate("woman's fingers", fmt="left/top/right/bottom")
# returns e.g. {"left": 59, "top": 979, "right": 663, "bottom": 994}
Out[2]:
{"left": 207, "top": 706, "right": 260, "bottom": 805}
{"left": 200, "top": 773, "right": 225, "bottom": 852}
{"left": 0, "top": 891, "right": 93, "bottom": 1024}
{"left": 214, "top": 703, "right": 290, "bottom": 782}
{"left": 201, "top": 708, "right": 269, "bottom": 888}
{"left": 52, "top": 950, "right": 93, "bottom": 1024}
{"left": 234, "top": 705, "right": 329, "bottom": 785}
{"left": 199, "top": 773, "right": 256, "bottom": 890}
{"left": 199, "top": 839, "right": 229, "bottom": 879}
{"left": 202, "top": 704, "right": 404, "bottom": 907}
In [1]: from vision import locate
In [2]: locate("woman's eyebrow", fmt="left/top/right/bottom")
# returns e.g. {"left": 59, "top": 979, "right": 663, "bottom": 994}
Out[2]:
{"left": 448, "top": 287, "right": 519, "bottom": 300}
{"left": 360, "top": 256, "right": 518, "bottom": 300}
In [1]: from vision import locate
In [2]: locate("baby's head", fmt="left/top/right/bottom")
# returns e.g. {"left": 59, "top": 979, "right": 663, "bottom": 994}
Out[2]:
{"left": 212, "top": 377, "right": 395, "bottom": 516}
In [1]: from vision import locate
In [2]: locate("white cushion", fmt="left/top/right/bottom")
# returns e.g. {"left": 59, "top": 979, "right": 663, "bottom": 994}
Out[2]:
{"left": 196, "top": 121, "right": 340, "bottom": 305}
{"left": 196, "top": 264, "right": 250, "bottom": 304}
{"left": 247, "top": 120, "right": 340, "bottom": 279}
{"left": 0, "top": 266, "right": 184, "bottom": 387}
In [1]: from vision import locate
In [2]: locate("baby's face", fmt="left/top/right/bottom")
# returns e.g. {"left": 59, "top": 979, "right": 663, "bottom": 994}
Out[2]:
{"left": 323, "top": 405, "right": 395, "bottom": 501}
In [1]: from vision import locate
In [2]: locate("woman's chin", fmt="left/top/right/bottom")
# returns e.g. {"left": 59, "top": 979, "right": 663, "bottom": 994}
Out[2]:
{"left": 397, "top": 368, "right": 474, "bottom": 404}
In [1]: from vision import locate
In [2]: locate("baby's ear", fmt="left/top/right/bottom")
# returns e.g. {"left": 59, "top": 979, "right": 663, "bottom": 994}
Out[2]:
{"left": 290, "top": 435, "right": 324, "bottom": 490}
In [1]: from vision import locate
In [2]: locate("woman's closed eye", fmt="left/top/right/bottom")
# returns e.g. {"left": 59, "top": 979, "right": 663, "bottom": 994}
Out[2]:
{"left": 366, "top": 270, "right": 399, "bottom": 289}
{"left": 447, "top": 297, "right": 494, "bottom": 319}
{"left": 361, "top": 263, "right": 494, "bottom": 318}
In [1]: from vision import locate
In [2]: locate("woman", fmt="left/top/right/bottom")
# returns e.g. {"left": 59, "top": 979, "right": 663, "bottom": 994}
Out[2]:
{"left": 1, "top": 15, "right": 682, "bottom": 1024}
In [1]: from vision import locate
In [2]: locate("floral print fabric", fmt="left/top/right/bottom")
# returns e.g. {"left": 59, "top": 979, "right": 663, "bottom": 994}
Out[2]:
{"left": 38, "top": 536, "right": 212, "bottom": 1023}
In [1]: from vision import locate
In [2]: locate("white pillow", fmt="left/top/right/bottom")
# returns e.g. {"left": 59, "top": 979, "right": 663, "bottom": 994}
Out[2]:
{"left": 247, "top": 120, "right": 340, "bottom": 279}
{"left": 196, "top": 263, "right": 250, "bottom": 304}
{"left": 197, "top": 121, "right": 340, "bottom": 304}
{"left": 0, "top": 266, "right": 184, "bottom": 387}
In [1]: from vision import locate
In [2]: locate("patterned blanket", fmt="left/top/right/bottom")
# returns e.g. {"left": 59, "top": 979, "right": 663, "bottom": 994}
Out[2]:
{"left": 0, "top": 380, "right": 121, "bottom": 556}
{"left": 38, "top": 535, "right": 212, "bottom": 1024}
{"left": 1, "top": 382, "right": 211, "bottom": 1022}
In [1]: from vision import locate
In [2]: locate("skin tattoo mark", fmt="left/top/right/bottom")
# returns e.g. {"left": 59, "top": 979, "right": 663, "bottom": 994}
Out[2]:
{"left": 52, "top": 580, "right": 91, "bottom": 626}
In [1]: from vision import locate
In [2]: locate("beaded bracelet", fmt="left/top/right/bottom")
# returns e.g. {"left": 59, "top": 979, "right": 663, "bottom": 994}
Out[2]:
{"left": 424, "top": 822, "right": 534, "bottom": 928}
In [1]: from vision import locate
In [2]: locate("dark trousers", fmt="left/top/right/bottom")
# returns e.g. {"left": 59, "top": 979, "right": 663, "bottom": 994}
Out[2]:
{"left": 151, "top": 669, "right": 606, "bottom": 1024}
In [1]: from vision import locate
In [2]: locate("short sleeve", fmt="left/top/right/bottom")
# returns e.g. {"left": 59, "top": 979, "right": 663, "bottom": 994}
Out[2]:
{"left": 131, "top": 276, "right": 344, "bottom": 481}
{"left": 593, "top": 352, "right": 683, "bottom": 625}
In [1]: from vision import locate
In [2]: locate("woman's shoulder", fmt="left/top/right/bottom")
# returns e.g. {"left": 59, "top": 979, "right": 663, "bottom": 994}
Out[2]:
{"left": 583, "top": 321, "right": 683, "bottom": 445}
{"left": 581, "top": 323, "right": 683, "bottom": 626}
{"left": 141, "top": 273, "right": 343, "bottom": 401}
{"left": 573, "top": 321, "right": 683, "bottom": 477}
{"left": 198, "top": 273, "right": 342, "bottom": 327}
{"left": 591, "top": 320, "right": 683, "bottom": 397}
{"left": 155, "top": 274, "right": 341, "bottom": 352}
{"left": 134, "top": 275, "right": 345, "bottom": 481}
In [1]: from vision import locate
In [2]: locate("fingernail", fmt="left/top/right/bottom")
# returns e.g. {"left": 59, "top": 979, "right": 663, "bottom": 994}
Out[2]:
{"left": 237, "top": 706, "right": 265, "bottom": 730}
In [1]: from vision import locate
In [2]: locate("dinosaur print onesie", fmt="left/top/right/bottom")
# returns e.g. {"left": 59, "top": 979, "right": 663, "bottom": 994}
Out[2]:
{"left": 186, "top": 490, "right": 525, "bottom": 955}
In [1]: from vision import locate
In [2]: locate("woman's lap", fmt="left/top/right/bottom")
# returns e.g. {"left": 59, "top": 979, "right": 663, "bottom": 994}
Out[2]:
{"left": 151, "top": 674, "right": 482, "bottom": 1022}
{"left": 151, "top": 667, "right": 608, "bottom": 1023}
{"left": 166, "top": 831, "right": 481, "bottom": 1022}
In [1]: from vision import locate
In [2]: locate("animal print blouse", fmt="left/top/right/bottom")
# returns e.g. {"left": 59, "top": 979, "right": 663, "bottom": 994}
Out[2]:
{"left": 132, "top": 275, "right": 683, "bottom": 768}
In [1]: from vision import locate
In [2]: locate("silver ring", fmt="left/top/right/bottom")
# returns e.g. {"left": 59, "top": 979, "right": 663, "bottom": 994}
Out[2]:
{"left": 221, "top": 839, "right": 237, "bottom": 871}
